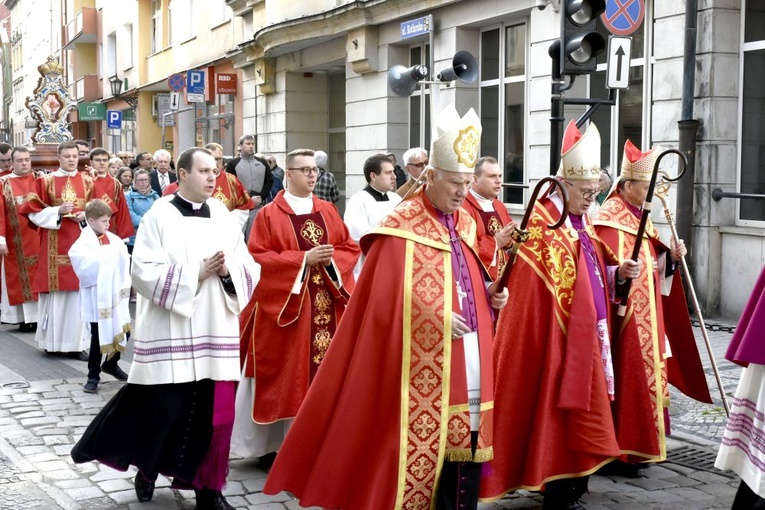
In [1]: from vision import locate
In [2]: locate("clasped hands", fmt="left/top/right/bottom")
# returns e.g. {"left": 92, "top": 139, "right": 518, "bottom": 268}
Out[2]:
{"left": 306, "top": 244, "right": 334, "bottom": 266}
{"left": 199, "top": 251, "right": 229, "bottom": 281}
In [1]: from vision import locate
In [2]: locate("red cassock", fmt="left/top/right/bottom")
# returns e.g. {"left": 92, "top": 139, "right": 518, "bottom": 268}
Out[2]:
{"left": 0, "top": 174, "right": 40, "bottom": 305}
{"left": 263, "top": 191, "right": 496, "bottom": 509}
{"left": 240, "top": 191, "right": 359, "bottom": 423}
{"left": 593, "top": 193, "right": 710, "bottom": 462}
{"left": 21, "top": 172, "right": 94, "bottom": 293}
{"left": 462, "top": 192, "right": 512, "bottom": 280}
{"left": 480, "top": 198, "right": 621, "bottom": 500}
{"left": 92, "top": 174, "right": 135, "bottom": 239}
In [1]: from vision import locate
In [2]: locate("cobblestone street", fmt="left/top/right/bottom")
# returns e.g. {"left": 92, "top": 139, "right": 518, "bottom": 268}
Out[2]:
{"left": 0, "top": 318, "right": 744, "bottom": 509}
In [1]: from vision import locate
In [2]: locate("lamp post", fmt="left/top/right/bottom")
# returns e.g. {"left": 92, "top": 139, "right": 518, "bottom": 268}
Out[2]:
{"left": 109, "top": 76, "right": 138, "bottom": 108}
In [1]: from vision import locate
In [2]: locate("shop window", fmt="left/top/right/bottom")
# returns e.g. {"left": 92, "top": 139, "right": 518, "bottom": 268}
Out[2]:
{"left": 195, "top": 95, "right": 235, "bottom": 156}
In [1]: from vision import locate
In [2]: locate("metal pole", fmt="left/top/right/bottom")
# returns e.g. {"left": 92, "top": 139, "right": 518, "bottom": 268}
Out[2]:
{"left": 549, "top": 40, "right": 564, "bottom": 176}
{"left": 656, "top": 191, "right": 730, "bottom": 417}
{"left": 676, "top": 0, "right": 698, "bottom": 270}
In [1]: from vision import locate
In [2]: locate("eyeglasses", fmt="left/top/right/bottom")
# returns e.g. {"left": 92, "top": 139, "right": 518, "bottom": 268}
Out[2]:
{"left": 563, "top": 180, "right": 599, "bottom": 200}
{"left": 407, "top": 161, "right": 427, "bottom": 168}
{"left": 287, "top": 166, "right": 319, "bottom": 176}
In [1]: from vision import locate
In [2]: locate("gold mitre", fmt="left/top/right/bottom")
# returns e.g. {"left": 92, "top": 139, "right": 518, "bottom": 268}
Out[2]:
{"left": 620, "top": 139, "right": 658, "bottom": 182}
{"left": 429, "top": 104, "right": 482, "bottom": 174}
{"left": 557, "top": 120, "right": 601, "bottom": 181}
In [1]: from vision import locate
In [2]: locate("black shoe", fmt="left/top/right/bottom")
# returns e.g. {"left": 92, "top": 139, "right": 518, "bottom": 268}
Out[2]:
{"left": 543, "top": 498, "right": 585, "bottom": 510}
{"left": 83, "top": 379, "right": 98, "bottom": 394}
{"left": 195, "top": 490, "right": 234, "bottom": 510}
{"left": 18, "top": 322, "right": 36, "bottom": 333}
{"left": 258, "top": 451, "right": 277, "bottom": 470}
{"left": 596, "top": 459, "right": 645, "bottom": 478}
{"left": 101, "top": 362, "right": 128, "bottom": 381}
{"left": 66, "top": 351, "right": 89, "bottom": 361}
{"left": 134, "top": 472, "right": 155, "bottom": 502}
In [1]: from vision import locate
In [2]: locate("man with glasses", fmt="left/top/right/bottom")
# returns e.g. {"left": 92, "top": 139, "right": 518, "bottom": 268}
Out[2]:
{"left": 90, "top": 148, "right": 135, "bottom": 241}
{"left": 117, "top": 151, "right": 135, "bottom": 167}
{"left": 0, "top": 146, "right": 39, "bottom": 332}
{"left": 593, "top": 140, "right": 709, "bottom": 477}
{"left": 482, "top": 121, "right": 641, "bottom": 509}
{"left": 148, "top": 149, "right": 176, "bottom": 196}
{"left": 264, "top": 106, "right": 508, "bottom": 510}
{"left": 0, "top": 143, "right": 13, "bottom": 177}
{"left": 233, "top": 148, "right": 359, "bottom": 469}
{"left": 396, "top": 146, "right": 428, "bottom": 198}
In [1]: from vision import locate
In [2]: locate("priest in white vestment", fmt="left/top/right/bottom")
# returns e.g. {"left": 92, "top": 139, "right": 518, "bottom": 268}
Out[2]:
{"left": 343, "top": 153, "right": 402, "bottom": 278}
{"left": 71, "top": 147, "right": 260, "bottom": 510}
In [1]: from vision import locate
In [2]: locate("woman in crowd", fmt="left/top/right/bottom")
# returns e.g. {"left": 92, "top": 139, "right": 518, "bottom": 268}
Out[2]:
{"left": 108, "top": 157, "right": 123, "bottom": 177}
{"left": 125, "top": 169, "right": 160, "bottom": 302}
{"left": 117, "top": 167, "right": 134, "bottom": 194}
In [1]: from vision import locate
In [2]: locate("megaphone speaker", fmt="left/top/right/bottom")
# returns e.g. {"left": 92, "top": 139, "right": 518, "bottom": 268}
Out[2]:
{"left": 388, "top": 64, "right": 428, "bottom": 97}
{"left": 436, "top": 50, "right": 478, "bottom": 84}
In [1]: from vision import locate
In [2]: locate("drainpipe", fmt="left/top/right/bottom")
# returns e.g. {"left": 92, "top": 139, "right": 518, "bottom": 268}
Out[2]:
{"left": 676, "top": 0, "right": 699, "bottom": 270}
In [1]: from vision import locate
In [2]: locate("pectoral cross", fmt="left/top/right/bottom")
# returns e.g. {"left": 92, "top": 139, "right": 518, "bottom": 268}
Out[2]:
{"left": 456, "top": 281, "right": 467, "bottom": 311}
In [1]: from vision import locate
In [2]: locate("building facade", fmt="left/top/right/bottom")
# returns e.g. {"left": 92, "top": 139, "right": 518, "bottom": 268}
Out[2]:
{"left": 227, "top": 0, "right": 763, "bottom": 319}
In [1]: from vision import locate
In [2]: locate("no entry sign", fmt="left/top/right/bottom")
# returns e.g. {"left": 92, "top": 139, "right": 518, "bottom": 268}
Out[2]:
{"left": 601, "top": 0, "right": 645, "bottom": 36}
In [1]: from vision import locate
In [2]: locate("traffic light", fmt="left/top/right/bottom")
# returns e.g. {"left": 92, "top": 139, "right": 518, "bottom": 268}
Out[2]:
{"left": 561, "top": 0, "right": 606, "bottom": 75}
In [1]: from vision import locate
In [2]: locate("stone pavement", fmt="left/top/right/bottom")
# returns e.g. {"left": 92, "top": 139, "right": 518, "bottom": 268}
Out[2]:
{"left": 0, "top": 318, "right": 744, "bottom": 509}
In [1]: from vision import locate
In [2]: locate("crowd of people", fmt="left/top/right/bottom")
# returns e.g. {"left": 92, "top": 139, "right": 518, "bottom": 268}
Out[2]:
{"left": 0, "top": 106, "right": 753, "bottom": 510}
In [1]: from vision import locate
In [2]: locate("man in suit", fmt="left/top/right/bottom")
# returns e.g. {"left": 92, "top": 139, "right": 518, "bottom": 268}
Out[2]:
{"left": 149, "top": 149, "right": 176, "bottom": 196}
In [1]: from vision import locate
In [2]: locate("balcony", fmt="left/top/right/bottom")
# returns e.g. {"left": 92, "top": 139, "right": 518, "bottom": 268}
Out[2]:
{"left": 73, "top": 75, "right": 99, "bottom": 102}
{"left": 62, "top": 7, "right": 97, "bottom": 49}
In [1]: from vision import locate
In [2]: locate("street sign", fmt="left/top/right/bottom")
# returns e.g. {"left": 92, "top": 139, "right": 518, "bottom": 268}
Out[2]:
{"left": 607, "top": 36, "right": 632, "bottom": 89}
{"left": 106, "top": 110, "right": 122, "bottom": 130}
{"left": 167, "top": 73, "right": 186, "bottom": 91}
{"left": 187, "top": 70, "right": 205, "bottom": 103}
{"left": 400, "top": 16, "right": 430, "bottom": 40}
{"left": 155, "top": 93, "right": 176, "bottom": 127}
{"left": 169, "top": 92, "right": 180, "bottom": 110}
{"left": 601, "top": 0, "right": 644, "bottom": 36}
{"left": 77, "top": 102, "right": 106, "bottom": 121}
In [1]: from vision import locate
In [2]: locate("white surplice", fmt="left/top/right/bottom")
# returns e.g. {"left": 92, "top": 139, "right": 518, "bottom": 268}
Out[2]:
{"left": 343, "top": 187, "right": 401, "bottom": 278}
{"left": 128, "top": 196, "right": 260, "bottom": 385}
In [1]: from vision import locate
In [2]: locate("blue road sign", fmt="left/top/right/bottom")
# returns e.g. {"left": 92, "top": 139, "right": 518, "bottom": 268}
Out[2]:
{"left": 187, "top": 70, "right": 206, "bottom": 103}
{"left": 106, "top": 110, "right": 122, "bottom": 130}
{"left": 601, "top": 0, "right": 644, "bottom": 36}
{"left": 400, "top": 16, "right": 430, "bottom": 40}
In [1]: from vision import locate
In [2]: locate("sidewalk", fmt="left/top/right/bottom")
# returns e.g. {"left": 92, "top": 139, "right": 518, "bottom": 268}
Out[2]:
{"left": 0, "top": 318, "right": 742, "bottom": 509}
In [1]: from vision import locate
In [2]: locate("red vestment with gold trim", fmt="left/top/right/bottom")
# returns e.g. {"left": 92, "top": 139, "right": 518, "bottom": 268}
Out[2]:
{"left": 593, "top": 193, "right": 710, "bottom": 462}
{"left": 240, "top": 191, "right": 359, "bottom": 423}
{"left": 481, "top": 197, "right": 622, "bottom": 500}
{"left": 462, "top": 192, "right": 512, "bottom": 280}
{"left": 263, "top": 190, "right": 496, "bottom": 509}
{"left": 22, "top": 172, "right": 93, "bottom": 292}
{"left": 0, "top": 174, "right": 39, "bottom": 305}
{"left": 164, "top": 173, "right": 253, "bottom": 212}
{"left": 92, "top": 174, "right": 135, "bottom": 240}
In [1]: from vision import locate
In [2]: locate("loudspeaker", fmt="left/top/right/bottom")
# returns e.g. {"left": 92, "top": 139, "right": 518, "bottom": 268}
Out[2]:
{"left": 388, "top": 64, "right": 428, "bottom": 97}
{"left": 436, "top": 50, "right": 478, "bottom": 84}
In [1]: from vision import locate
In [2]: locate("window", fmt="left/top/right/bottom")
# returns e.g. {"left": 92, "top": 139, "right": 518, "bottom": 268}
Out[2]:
{"left": 408, "top": 44, "right": 431, "bottom": 151}
{"left": 151, "top": 0, "right": 162, "bottom": 53}
{"left": 739, "top": 1, "right": 765, "bottom": 222}
{"left": 480, "top": 23, "right": 527, "bottom": 204}
{"left": 195, "top": 95, "right": 235, "bottom": 156}
{"left": 106, "top": 32, "right": 117, "bottom": 78}
{"left": 209, "top": 0, "right": 233, "bottom": 28}
{"left": 123, "top": 24, "right": 133, "bottom": 69}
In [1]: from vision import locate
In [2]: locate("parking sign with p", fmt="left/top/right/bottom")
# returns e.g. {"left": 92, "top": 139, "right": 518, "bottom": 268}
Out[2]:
{"left": 107, "top": 110, "right": 123, "bottom": 130}
{"left": 187, "top": 70, "right": 206, "bottom": 103}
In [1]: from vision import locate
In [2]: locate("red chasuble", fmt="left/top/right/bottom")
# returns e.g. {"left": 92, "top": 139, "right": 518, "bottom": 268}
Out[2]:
{"left": 593, "top": 193, "right": 710, "bottom": 462}
{"left": 92, "top": 174, "right": 135, "bottom": 240}
{"left": 480, "top": 197, "right": 622, "bottom": 500}
{"left": 0, "top": 174, "right": 40, "bottom": 306}
{"left": 240, "top": 191, "right": 359, "bottom": 423}
{"left": 264, "top": 190, "right": 496, "bottom": 510}
{"left": 462, "top": 192, "right": 512, "bottom": 280}
{"left": 164, "top": 173, "right": 253, "bottom": 212}
{"left": 21, "top": 172, "right": 93, "bottom": 293}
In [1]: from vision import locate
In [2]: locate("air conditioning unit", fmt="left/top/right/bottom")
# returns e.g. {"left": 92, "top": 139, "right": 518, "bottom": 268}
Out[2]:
{"left": 151, "top": 94, "right": 158, "bottom": 116}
